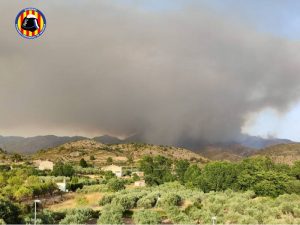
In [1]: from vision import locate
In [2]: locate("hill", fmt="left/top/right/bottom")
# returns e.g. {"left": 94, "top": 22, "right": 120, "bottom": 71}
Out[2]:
{"left": 93, "top": 135, "right": 122, "bottom": 144}
{"left": 254, "top": 143, "right": 300, "bottom": 164}
{"left": 32, "top": 140, "right": 209, "bottom": 165}
{"left": 0, "top": 135, "right": 87, "bottom": 153}
{"left": 199, "top": 144, "right": 256, "bottom": 161}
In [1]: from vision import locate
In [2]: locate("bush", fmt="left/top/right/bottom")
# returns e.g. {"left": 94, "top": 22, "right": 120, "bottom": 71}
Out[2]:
{"left": 77, "top": 184, "right": 108, "bottom": 194}
{"left": 79, "top": 158, "right": 88, "bottom": 168}
{"left": 133, "top": 209, "right": 161, "bottom": 224}
{"left": 157, "top": 193, "right": 181, "bottom": 207}
{"left": 107, "top": 178, "right": 125, "bottom": 192}
{"left": 52, "top": 162, "right": 75, "bottom": 177}
{"left": 59, "top": 208, "right": 94, "bottom": 224}
{"left": 24, "top": 210, "right": 62, "bottom": 224}
{"left": 165, "top": 206, "right": 192, "bottom": 224}
{"left": 0, "top": 198, "right": 22, "bottom": 224}
{"left": 99, "top": 194, "right": 114, "bottom": 206}
{"left": 137, "top": 192, "right": 159, "bottom": 208}
{"left": 97, "top": 204, "right": 123, "bottom": 224}
{"left": 111, "top": 194, "right": 139, "bottom": 210}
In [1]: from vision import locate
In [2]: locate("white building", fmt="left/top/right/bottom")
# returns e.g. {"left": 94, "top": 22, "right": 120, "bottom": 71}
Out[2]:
{"left": 56, "top": 178, "right": 67, "bottom": 192}
{"left": 102, "top": 164, "right": 123, "bottom": 177}
{"left": 34, "top": 160, "right": 54, "bottom": 171}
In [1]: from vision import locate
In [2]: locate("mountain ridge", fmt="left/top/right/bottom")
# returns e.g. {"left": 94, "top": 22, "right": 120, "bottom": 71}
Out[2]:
{"left": 0, "top": 134, "right": 296, "bottom": 161}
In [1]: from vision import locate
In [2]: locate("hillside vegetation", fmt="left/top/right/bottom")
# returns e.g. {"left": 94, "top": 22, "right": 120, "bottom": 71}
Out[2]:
{"left": 33, "top": 140, "right": 209, "bottom": 166}
{"left": 255, "top": 143, "right": 300, "bottom": 165}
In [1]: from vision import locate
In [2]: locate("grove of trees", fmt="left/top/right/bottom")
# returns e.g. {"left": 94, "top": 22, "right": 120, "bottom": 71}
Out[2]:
{"left": 140, "top": 156, "right": 300, "bottom": 197}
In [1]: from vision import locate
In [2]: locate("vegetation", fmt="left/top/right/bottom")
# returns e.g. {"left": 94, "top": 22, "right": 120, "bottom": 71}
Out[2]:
{"left": 107, "top": 178, "right": 125, "bottom": 192}
{"left": 59, "top": 208, "right": 96, "bottom": 224}
{"left": 133, "top": 209, "right": 161, "bottom": 224}
{"left": 1, "top": 140, "right": 300, "bottom": 224}
{"left": 97, "top": 182, "right": 300, "bottom": 224}
{"left": 79, "top": 158, "right": 88, "bottom": 168}
{"left": 0, "top": 198, "right": 23, "bottom": 224}
{"left": 141, "top": 156, "right": 300, "bottom": 197}
{"left": 0, "top": 166, "right": 57, "bottom": 201}
{"left": 52, "top": 162, "right": 75, "bottom": 177}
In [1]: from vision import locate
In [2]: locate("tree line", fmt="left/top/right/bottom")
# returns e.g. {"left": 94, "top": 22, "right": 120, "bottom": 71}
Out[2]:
{"left": 140, "top": 155, "right": 300, "bottom": 197}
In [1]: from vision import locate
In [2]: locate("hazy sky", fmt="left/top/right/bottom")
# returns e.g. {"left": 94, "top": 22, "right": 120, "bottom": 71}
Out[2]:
{"left": 1, "top": 0, "right": 300, "bottom": 143}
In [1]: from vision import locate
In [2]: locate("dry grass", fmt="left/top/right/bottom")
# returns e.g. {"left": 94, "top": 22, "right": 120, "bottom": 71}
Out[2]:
{"left": 47, "top": 192, "right": 103, "bottom": 211}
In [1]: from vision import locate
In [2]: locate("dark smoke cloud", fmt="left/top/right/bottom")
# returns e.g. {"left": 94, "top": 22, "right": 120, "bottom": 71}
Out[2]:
{"left": 0, "top": 1, "right": 300, "bottom": 144}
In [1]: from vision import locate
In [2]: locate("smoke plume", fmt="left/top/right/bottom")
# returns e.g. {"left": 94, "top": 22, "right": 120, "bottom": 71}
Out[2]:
{"left": 0, "top": 1, "right": 300, "bottom": 145}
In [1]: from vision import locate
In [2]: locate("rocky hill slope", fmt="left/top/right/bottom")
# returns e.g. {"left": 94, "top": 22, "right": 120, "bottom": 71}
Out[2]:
{"left": 32, "top": 140, "right": 209, "bottom": 166}
{"left": 254, "top": 143, "right": 300, "bottom": 165}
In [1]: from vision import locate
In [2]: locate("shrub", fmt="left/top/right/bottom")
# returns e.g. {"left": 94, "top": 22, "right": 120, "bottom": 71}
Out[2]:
{"left": 111, "top": 194, "right": 139, "bottom": 210}
{"left": 99, "top": 194, "right": 114, "bottom": 206}
{"left": 137, "top": 192, "right": 159, "bottom": 208}
{"left": 79, "top": 158, "right": 88, "bottom": 168}
{"left": 59, "top": 208, "right": 94, "bottom": 224}
{"left": 24, "top": 210, "right": 61, "bottom": 224}
{"left": 0, "top": 198, "right": 22, "bottom": 224}
{"left": 133, "top": 210, "right": 161, "bottom": 224}
{"left": 97, "top": 204, "right": 123, "bottom": 224}
{"left": 77, "top": 184, "right": 108, "bottom": 194}
{"left": 157, "top": 193, "right": 181, "bottom": 207}
{"left": 107, "top": 178, "right": 125, "bottom": 192}
{"left": 52, "top": 162, "right": 75, "bottom": 177}
{"left": 165, "top": 206, "right": 192, "bottom": 224}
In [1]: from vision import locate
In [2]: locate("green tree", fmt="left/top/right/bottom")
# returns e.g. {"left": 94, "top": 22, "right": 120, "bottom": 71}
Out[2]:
{"left": 175, "top": 160, "right": 190, "bottom": 184}
{"left": 107, "top": 178, "right": 125, "bottom": 192}
{"left": 79, "top": 158, "right": 88, "bottom": 168}
{"left": 291, "top": 161, "right": 300, "bottom": 179}
{"left": 199, "top": 161, "right": 238, "bottom": 192}
{"left": 252, "top": 171, "right": 293, "bottom": 197}
{"left": 0, "top": 198, "right": 22, "bottom": 224}
{"left": 139, "top": 155, "right": 174, "bottom": 185}
{"left": 52, "top": 162, "right": 75, "bottom": 177}
{"left": 184, "top": 164, "right": 202, "bottom": 188}
{"left": 14, "top": 186, "right": 33, "bottom": 200}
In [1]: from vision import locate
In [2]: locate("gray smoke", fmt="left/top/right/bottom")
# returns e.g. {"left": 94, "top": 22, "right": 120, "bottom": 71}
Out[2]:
{"left": 0, "top": 1, "right": 300, "bottom": 145}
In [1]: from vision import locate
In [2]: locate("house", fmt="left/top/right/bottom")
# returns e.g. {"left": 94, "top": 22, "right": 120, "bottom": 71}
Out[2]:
{"left": 56, "top": 178, "right": 67, "bottom": 192}
{"left": 102, "top": 164, "right": 123, "bottom": 177}
{"left": 134, "top": 180, "right": 146, "bottom": 187}
{"left": 33, "top": 160, "right": 54, "bottom": 171}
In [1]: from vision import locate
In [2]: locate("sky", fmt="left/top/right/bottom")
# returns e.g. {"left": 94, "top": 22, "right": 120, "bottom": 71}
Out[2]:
{"left": 0, "top": 0, "right": 300, "bottom": 143}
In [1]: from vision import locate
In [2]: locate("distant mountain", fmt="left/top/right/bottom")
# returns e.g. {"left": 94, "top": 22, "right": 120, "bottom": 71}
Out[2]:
{"left": 253, "top": 143, "right": 300, "bottom": 165}
{"left": 236, "top": 134, "right": 293, "bottom": 149}
{"left": 148, "top": 134, "right": 294, "bottom": 161}
{"left": 0, "top": 135, "right": 87, "bottom": 153}
{"left": 93, "top": 135, "right": 123, "bottom": 144}
{"left": 0, "top": 133, "right": 295, "bottom": 159}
